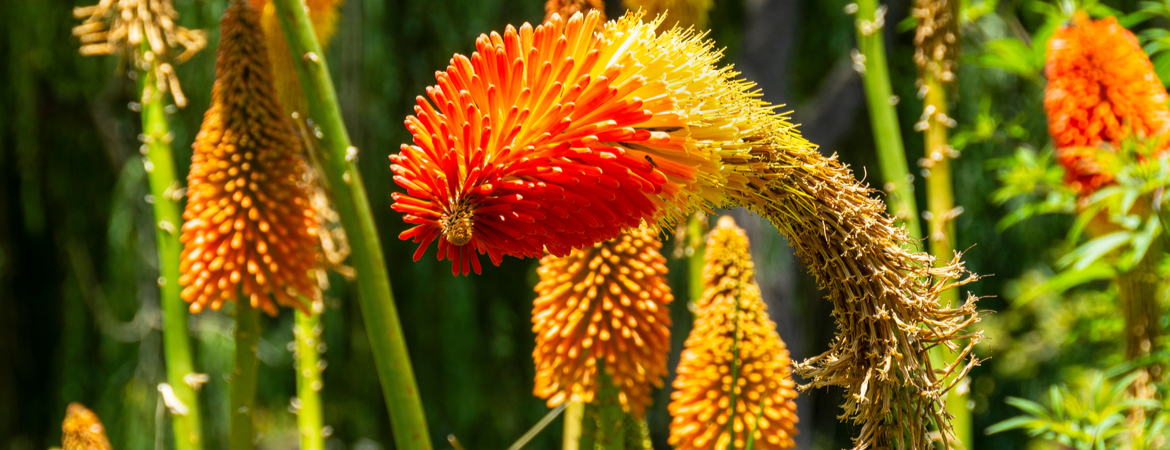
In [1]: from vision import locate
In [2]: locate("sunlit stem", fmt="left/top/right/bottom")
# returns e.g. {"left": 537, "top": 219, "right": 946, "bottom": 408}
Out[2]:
{"left": 854, "top": 0, "right": 921, "bottom": 238}
{"left": 686, "top": 213, "right": 707, "bottom": 311}
{"left": 138, "top": 49, "right": 205, "bottom": 450}
{"left": 923, "top": 71, "right": 970, "bottom": 449}
{"left": 229, "top": 302, "right": 261, "bottom": 450}
{"left": 295, "top": 308, "right": 326, "bottom": 450}
{"left": 563, "top": 401, "right": 584, "bottom": 450}
{"left": 268, "top": 1, "right": 432, "bottom": 449}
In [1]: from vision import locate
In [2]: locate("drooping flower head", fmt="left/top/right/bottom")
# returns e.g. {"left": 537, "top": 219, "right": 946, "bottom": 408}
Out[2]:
{"left": 179, "top": 0, "right": 319, "bottom": 316}
{"left": 391, "top": 11, "right": 981, "bottom": 448}
{"left": 390, "top": 11, "right": 730, "bottom": 275}
{"left": 532, "top": 225, "right": 672, "bottom": 417}
{"left": 62, "top": 403, "right": 112, "bottom": 450}
{"left": 72, "top": 0, "right": 207, "bottom": 107}
{"left": 668, "top": 217, "right": 798, "bottom": 450}
{"left": 622, "top": 0, "right": 713, "bottom": 30}
{"left": 1045, "top": 14, "right": 1170, "bottom": 194}
{"left": 248, "top": 0, "right": 343, "bottom": 114}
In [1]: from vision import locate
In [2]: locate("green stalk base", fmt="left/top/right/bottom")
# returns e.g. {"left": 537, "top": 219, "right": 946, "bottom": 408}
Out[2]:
{"left": 295, "top": 310, "right": 326, "bottom": 450}
{"left": 139, "top": 63, "right": 205, "bottom": 450}
{"left": 229, "top": 303, "right": 261, "bottom": 450}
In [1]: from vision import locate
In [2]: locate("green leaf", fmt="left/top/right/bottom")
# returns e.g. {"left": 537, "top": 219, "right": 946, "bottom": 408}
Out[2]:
{"left": 1014, "top": 261, "right": 1116, "bottom": 305}
{"left": 986, "top": 415, "right": 1042, "bottom": 435}
{"left": 977, "top": 38, "right": 1041, "bottom": 79}
{"left": 1006, "top": 397, "right": 1055, "bottom": 420}
{"left": 1058, "top": 231, "right": 1133, "bottom": 271}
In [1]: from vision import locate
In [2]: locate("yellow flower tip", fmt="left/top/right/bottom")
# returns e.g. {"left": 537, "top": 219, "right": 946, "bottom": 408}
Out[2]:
{"left": 179, "top": 0, "right": 320, "bottom": 317}
{"left": 669, "top": 216, "right": 799, "bottom": 450}
{"left": 532, "top": 226, "right": 674, "bottom": 418}
{"left": 249, "top": 0, "right": 344, "bottom": 115}
{"left": 62, "top": 403, "right": 112, "bottom": 450}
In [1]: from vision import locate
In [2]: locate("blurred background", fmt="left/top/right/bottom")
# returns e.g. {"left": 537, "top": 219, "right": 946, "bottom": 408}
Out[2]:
{"left": 0, "top": 0, "right": 1151, "bottom": 448}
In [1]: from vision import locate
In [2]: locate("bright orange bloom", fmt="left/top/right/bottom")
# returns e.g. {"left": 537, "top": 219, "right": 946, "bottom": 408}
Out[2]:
{"left": 179, "top": 0, "right": 319, "bottom": 316}
{"left": 62, "top": 403, "right": 112, "bottom": 450}
{"left": 1045, "top": 14, "right": 1170, "bottom": 194}
{"left": 532, "top": 226, "right": 672, "bottom": 417}
{"left": 248, "top": 0, "right": 342, "bottom": 114}
{"left": 390, "top": 11, "right": 727, "bottom": 275}
{"left": 668, "top": 217, "right": 798, "bottom": 450}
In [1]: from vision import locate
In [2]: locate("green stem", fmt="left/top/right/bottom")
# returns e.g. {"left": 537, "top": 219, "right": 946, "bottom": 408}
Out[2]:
{"left": 563, "top": 401, "right": 584, "bottom": 450}
{"left": 139, "top": 61, "right": 205, "bottom": 450}
{"left": 686, "top": 213, "right": 706, "bottom": 310}
{"left": 592, "top": 368, "right": 626, "bottom": 450}
{"left": 854, "top": 0, "right": 921, "bottom": 239}
{"left": 923, "top": 72, "right": 970, "bottom": 449}
{"left": 295, "top": 310, "right": 326, "bottom": 450}
{"left": 268, "top": 2, "right": 432, "bottom": 449}
{"left": 229, "top": 302, "right": 261, "bottom": 450}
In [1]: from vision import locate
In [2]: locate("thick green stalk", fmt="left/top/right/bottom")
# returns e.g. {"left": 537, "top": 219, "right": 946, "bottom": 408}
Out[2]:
{"left": 229, "top": 302, "right": 261, "bottom": 450}
{"left": 268, "top": 1, "right": 432, "bottom": 449}
{"left": 139, "top": 62, "right": 205, "bottom": 450}
{"left": 584, "top": 368, "right": 627, "bottom": 450}
{"left": 295, "top": 310, "right": 326, "bottom": 450}
{"left": 854, "top": 0, "right": 921, "bottom": 238}
{"left": 923, "top": 73, "right": 970, "bottom": 448}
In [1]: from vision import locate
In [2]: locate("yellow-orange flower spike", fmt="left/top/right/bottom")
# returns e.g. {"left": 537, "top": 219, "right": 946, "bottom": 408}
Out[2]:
{"left": 669, "top": 216, "right": 798, "bottom": 450}
{"left": 179, "top": 0, "right": 319, "bottom": 316}
{"left": 62, "top": 403, "right": 112, "bottom": 450}
{"left": 623, "top": 0, "right": 713, "bottom": 30}
{"left": 248, "top": 0, "right": 343, "bottom": 115}
{"left": 532, "top": 226, "right": 673, "bottom": 418}
{"left": 1046, "top": 14, "right": 1170, "bottom": 195}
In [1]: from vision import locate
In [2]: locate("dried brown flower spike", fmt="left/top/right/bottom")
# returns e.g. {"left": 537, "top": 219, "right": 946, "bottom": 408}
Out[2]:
{"left": 669, "top": 216, "right": 798, "bottom": 450}
{"left": 62, "top": 403, "right": 113, "bottom": 450}
{"left": 178, "top": 0, "right": 319, "bottom": 316}
{"left": 532, "top": 226, "right": 673, "bottom": 418}
{"left": 72, "top": 0, "right": 207, "bottom": 107}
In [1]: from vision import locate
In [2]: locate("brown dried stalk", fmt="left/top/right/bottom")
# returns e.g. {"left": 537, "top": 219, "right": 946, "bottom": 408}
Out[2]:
{"left": 73, "top": 0, "right": 206, "bottom": 107}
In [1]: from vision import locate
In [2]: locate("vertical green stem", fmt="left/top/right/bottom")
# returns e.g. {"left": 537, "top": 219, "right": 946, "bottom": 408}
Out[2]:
{"left": 854, "top": 0, "right": 921, "bottom": 238}
{"left": 563, "top": 401, "right": 583, "bottom": 450}
{"left": 139, "top": 61, "right": 205, "bottom": 450}
{"left": 686, "top": 213, "right": 707, "bottom": 309}
{"left": 923, "top": 72, "right": 970, "bottom": 448}
{"left": 268, "top": 1, "right": 432, "bottom": 449}
{"left": 229, "top": 302, "right": 261, "bottom": 450}
{"left": 589, "top": 368, "right": 627, "bottom": 450}
{"left": 295, "top": 310, "right": 326, "bottom": 450}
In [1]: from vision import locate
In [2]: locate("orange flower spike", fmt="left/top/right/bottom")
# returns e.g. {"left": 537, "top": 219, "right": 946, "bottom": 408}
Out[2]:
{"left": 532, "top": 226, "right": 673, "bottom": 417}
{"left": 62, "top": 403, "right": 113, "bottom": 450}
{"left": 179, "top": 0, "right": 319, "bottom": 316}
{"left": 390, "top": 11, "right": 727, "bottom": 275}
{"left": 247, "top": 0, "right": 343, "bottom": 114}
{"left": 1045, "top": 14, "right": 1170, "bottom": 194}
{"left": 669, "top": 216, "right": 799, "bottom": 450}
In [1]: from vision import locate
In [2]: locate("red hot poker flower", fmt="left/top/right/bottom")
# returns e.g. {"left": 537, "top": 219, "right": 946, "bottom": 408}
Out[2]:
{"left": 1045, "top": 14, "right": 1170, "bottom": 194}
{"left": 389, "top": 11, "right": 723, "bottom": 275}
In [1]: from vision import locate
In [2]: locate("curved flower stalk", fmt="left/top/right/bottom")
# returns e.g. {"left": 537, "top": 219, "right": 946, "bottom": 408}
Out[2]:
{"left": 179, "top": 0, "right": 320, "bottom": 316}
{"left": 72, "top": 0, "right": 206, "bottom": 107}
{"left": 622, "top": 0, "right": 713, "bottom": 30}
{"left": 62, "top": 403, "right": 113, "bottom": 450}
{"left": 389, "top": 11, "right": 981, "bottom": 448}
{"left": 669, "top": 216, "right": 798, "bottom": 450}
{"left": 1046, "top": 14, "right": 1170, "bottom": 195}
{"left": 532, "top": 225, "right": 673, "bottom": 418}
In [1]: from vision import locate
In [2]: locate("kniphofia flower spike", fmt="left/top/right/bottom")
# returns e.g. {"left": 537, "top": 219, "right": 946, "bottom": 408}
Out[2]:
{"left": 62, "top": 403, "right": 112, "bottom": 450}
{"left": 1045, "top": 14, "right": 1170, "bottom": 194}
{"left": 390, "top": 11, "right": 981, "bottom": 448}
{"left": 532, "top": 226, "right": 673, "bottom": 417}
{"left": 669, "top": 216, "right": 798, "bottom": 450}
{"left": 179, "top": 0, "right": 319, "bottom": 316}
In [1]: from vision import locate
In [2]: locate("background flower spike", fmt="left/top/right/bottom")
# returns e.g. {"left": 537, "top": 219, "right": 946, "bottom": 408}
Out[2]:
{"left": 179, "top": 0, "right": 320, "bottom": 316}
{"left": 669, "top": 216, "right": 799, "bottom": 450}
